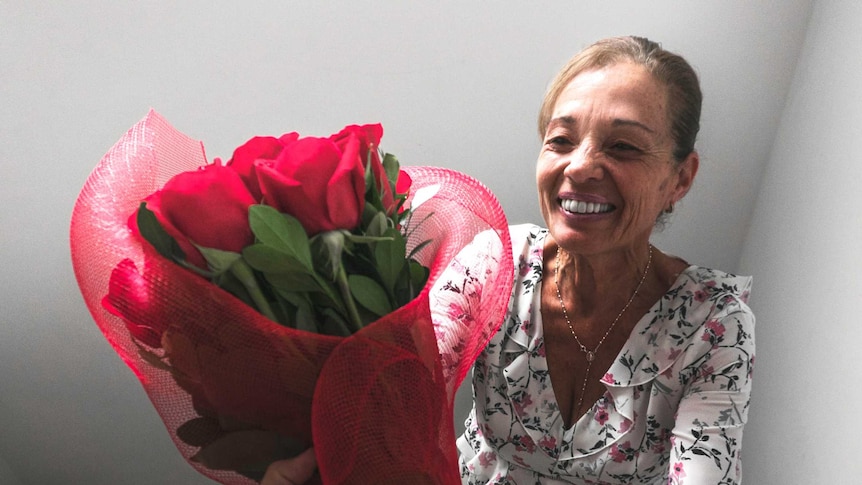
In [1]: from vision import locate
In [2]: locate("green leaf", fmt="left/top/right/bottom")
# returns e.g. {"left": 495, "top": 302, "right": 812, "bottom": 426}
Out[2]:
{"left": 360, "top": 202, "right": 379, "bottom": 228}
{"left": 212, "top": 270, "right": 256, "bottom": 308}
{"left": 348, "top": 274, "right": 392, "bottom": 317}
{"left": 366, "top": 210, "right": 390, "bottom": 238}
{"left": 195, "top": 246, "right": 260, "bottom": 309}
{"left": 382, "top": 152, "right": 400, "bottom": 187}
{"left": 407, "top": 238, "right": 433, "bottom": 260}
{"left": 243, "top": 244, "right": 312, "bottom": 275}
{"left": 136, "top": 202, "right": 185, "bottom": 262}
{"left": 409, "top": 260, "right": 430, "bottom": 293}
{"left": 197, "top": 246, "right": 243, "bottom": 274}
{"left": 228, "top": 258, "right": 279, "bottom": 322}
{"left": 266, "top": 272, "right": 322, "bottom": 294}
{"left": 266, "top": 267, "right": 345, "bottom": 321}
{"left": 374, "top": 228, "right": 406, "bottom": 295}
{"left": 394, "top": 259, "right": 429, "bottom": 306}
{"left": 275, "top": 291, "right": 319, "bottom": 333}
{"left": 364, "top": 160, "right": 384, "bottom": 210}
{"left": 248, "top": 205, "right": 313, "bottom": 269}
{"left": 319, "top": 307, "right": 353, "bottom": 337}
{"left": 293, "top": 305, "right": 319, "bottom": 333}
{"left": 306, "top": 284, "right": 346, "bottom": 316}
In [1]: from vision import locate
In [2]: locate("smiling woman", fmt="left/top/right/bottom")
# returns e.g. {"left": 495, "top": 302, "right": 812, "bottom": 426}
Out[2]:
{"left": 446, "top": 36, "right": 754, "bottom": 485}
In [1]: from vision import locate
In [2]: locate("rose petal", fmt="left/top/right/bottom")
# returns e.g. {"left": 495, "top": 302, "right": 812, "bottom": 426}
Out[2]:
{"left": 258, "top": 137, "right": 364, "bottom": 235}
{"left": 226, "top": 134, "right": 299, "bottom": 200}
{"left": 145, "top": 165, "right": 256, "bottom": 266}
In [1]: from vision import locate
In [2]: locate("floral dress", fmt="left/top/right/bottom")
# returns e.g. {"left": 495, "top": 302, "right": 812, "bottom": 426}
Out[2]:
{"left": 433, "top": 224, "right": 755, "bottom": 485}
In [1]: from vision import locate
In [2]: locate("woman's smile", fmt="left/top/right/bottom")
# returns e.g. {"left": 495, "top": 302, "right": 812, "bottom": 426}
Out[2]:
{"left": 559, "top": 198, "right": 615, "bottom": 215}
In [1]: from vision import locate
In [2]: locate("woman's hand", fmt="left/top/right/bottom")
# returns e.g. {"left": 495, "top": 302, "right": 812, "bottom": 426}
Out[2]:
{"left": 261, "top": 448, "right": 318, "bottom": 485}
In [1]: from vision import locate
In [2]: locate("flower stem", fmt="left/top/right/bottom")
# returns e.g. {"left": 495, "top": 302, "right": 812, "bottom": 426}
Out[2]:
{"left": 335, "top": 265, "right": 363, "bottom": 333}
{"left": 231, "top": 260, "right": 279, "bottom": 323}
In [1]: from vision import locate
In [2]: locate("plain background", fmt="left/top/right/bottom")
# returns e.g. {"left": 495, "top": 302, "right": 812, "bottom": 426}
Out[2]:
{"left": 2, "top": 1, "right": 860, "bottom": 483}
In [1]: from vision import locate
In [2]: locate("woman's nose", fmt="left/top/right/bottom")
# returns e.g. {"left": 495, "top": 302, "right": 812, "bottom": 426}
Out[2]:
{"left": 563, "top": 143, "right": 604, "bottom": 183}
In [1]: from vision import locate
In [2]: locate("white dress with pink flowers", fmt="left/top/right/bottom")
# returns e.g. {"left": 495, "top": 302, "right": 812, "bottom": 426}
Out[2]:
{"left": 435, "top": 224, "right": 755, "bottom": 485}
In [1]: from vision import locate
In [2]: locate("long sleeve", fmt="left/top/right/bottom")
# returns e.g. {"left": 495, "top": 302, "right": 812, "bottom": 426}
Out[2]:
{"left": 430, "top": 228, "right": 509, "bottom": 396}
{"left": 667, "top": 301, "right": 755, "bottom": 485}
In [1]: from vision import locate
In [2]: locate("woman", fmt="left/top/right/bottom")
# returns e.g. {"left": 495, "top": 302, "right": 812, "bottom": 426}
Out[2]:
{"left": 264, "top": 35, "right": 755, "bottom": 484}
{"left": 449, "top": 36, "right": 754, "bottom": 484}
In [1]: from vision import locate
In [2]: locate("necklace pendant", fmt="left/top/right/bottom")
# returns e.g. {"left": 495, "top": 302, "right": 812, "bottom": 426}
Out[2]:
{"left": 555, "top": 245, "right": 653, "bottom": 368}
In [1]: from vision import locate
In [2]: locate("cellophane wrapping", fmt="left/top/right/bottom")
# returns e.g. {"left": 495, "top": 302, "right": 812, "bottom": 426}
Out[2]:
{"left": 70, "top": 111, "right": 513, "bottom": 484}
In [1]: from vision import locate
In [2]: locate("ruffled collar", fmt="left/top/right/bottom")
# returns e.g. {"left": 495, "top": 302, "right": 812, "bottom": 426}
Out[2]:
{"left": 498, "top": 227, "right": 753, "bottom": 464}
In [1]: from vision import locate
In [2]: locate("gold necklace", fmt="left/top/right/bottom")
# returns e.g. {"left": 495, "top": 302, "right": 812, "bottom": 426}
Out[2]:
{"left": 553, "top": 245, "right": 652, "bottom": 413}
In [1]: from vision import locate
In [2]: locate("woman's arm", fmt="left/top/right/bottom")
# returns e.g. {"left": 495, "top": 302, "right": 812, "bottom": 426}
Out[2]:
{"left": 668, "top": 305, "right": 755, "bottom": 485}
{"left": 430, "top": 228, "right": 507, "bottom": 387}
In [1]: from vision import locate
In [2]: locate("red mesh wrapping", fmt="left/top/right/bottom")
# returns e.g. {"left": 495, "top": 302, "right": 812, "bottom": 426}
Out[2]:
{"left": 70, "top": 111, "right": 513, "bottom": 484}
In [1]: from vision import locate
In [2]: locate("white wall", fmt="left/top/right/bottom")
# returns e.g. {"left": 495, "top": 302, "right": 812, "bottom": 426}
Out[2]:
{"left": 739, "top": 1, "right": 862, "bottom": 483}
{"left": 0, "top": 1, "right": 816, "bottom": 483}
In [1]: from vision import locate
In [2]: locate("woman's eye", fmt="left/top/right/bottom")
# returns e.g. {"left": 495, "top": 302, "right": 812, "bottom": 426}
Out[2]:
{"left": 609, "top": 141, "right": 641, "bottom": 153}
{"left": 545, "top": 136, "right": 572, "bottom": 150}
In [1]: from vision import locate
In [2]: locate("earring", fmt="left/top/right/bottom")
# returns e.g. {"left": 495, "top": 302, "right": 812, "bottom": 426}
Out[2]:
{"left": 665, "top": 203, "right": 674, "bottom": 214}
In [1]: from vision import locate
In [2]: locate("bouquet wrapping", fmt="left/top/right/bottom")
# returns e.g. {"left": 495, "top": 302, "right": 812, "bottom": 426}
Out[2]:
{"left": 70, "top": 110, "right": 513, "bottom": 484}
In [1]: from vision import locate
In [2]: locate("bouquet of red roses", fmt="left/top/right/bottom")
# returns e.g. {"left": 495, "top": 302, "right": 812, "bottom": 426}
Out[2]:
{"left": 70, "top": 111, "right": 513, "bottom": 484}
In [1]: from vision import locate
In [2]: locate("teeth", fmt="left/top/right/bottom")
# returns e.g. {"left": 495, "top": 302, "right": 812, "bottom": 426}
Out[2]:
{"left": 561, "top": 199, "right": 612, "bottom": 214}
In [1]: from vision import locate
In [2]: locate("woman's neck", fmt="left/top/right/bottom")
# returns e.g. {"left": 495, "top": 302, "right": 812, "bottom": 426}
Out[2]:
{"left": 551, "top": 240, "right": 653, "bottom": 319}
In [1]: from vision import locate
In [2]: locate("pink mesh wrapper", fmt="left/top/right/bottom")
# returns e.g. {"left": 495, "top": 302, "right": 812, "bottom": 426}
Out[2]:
{"left": 70, "top": 110, "right": 513, "bottom": 484}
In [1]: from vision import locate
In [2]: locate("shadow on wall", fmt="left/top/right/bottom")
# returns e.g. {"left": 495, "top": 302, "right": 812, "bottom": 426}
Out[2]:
{"left": 0, "top": 456, "right": 23, "bottom": 485}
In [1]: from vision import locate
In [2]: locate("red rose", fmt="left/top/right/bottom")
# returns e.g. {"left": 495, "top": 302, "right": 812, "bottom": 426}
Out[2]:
{"left": 141, "top": 164, "right": 257, "bottom": 268}
{"left": 102, "top": 259, "right": 168, "bottom": 348}
{"left": 225, "top": 133, "right": 299, "bottom": 200}
{"left": 255, "top": 134, "right": 366, "bottom": 235}
{"left": 330, "top": 124, "right": 404, "bottom": 214}
{"left": 395, "top": 170, "right": 412, "bottom": 207}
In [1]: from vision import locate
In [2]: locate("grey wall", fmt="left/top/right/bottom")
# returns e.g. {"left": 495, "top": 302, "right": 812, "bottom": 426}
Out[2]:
{"left": 739, "top": 1, "right": 862, "bottom": 483}
{"left": 1, "top": 0, "right": 838, "bottom": 483}
{"left": 0, "top": 457, "right": 22, "bottom": 485}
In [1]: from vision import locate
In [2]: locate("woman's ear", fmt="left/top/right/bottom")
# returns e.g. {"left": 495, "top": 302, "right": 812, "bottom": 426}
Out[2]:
{"left": 672, "top": 150, "right": 699, "bottom": 204}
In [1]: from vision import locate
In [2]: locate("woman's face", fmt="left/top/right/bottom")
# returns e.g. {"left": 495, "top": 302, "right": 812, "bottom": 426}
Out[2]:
{"left": 536, "top": 62, "right": 697, "bottom": 256}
